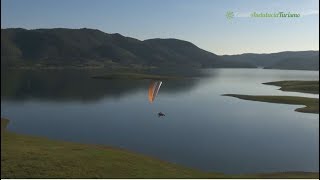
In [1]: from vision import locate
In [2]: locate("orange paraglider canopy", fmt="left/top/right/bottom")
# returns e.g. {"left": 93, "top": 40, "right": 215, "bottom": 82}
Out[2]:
{"left": 148, "top": 81, "right": 162, "bottom": 103}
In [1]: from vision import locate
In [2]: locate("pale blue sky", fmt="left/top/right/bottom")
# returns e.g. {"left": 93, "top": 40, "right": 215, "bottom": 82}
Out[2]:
{"left": 1, "top": 0, "right": 319, "bottom": 55}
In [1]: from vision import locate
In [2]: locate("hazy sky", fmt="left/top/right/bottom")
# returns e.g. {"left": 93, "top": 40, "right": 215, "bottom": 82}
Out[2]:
{"left": 1, "top": 0, "right": 319, "bottom": 55}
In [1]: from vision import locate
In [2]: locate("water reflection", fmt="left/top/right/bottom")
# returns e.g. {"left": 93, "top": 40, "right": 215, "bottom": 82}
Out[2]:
{"left": 1, "top": 70, "right": 201, "bottom": 102}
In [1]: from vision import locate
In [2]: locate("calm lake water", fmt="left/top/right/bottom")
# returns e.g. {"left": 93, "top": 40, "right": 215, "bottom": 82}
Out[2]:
{"left": 1, "top": 68, "right": 319, "bottom": 174}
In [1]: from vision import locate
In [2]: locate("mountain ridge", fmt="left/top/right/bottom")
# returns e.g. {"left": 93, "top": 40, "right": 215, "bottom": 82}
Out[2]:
{"left": 1, "top": 28, "right": 318, "bottom": 70}
{"left": 221, "top": 50, "right": 319, "bottom": 70}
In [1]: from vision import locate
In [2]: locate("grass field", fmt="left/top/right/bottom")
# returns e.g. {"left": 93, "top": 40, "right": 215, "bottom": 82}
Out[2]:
{"left": 1, "top": 118, "right": 319, "bottom": 179}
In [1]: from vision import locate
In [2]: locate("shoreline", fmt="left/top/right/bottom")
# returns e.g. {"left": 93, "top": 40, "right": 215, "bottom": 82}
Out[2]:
{"left": 1, "top": 118, "right": 319, "bottom": 178}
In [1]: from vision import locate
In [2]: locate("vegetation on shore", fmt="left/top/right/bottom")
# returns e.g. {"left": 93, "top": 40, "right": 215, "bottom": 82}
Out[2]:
{"left": 1, "top": 118, "right": 319, "bottom": 178}
{"left": 223, "top": 80, "right": 319, "bottom": 114}
{"left": 263, "top": 80, "right": 319, "bottom": 94}
{"left": 92, "top": 72, "right": 185, "bottom": 80}
{"left": 223, "top": 94, "right": 319, "bottom": 114}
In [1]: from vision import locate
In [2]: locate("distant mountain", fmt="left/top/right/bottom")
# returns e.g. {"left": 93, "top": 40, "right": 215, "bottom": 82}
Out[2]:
{"left": 265, "top": 55, "right": 319, "bottom": 70}
{"left": 1, "top": 28, "right": 253, "bottom": 69}
{"left": 221, "top": 51, "right": 319, "bottom": 70}
{"left": 2, "top": 28, "right": 317, "bottom": 70}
